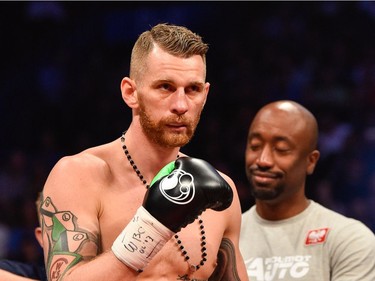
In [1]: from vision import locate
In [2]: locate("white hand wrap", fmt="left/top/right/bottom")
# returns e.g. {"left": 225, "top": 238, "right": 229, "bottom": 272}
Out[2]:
{"left": 112, "top": 206, "right": 174, "bottom": 272}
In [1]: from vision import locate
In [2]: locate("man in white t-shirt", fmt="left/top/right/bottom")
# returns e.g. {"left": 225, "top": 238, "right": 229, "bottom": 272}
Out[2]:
{"left": 239, "top": 100, "right": 375, "bottom": 281}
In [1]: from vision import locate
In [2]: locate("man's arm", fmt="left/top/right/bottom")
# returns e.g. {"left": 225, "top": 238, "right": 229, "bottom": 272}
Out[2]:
{"left": 208, "top": 238, "right": 241, "bottom": 281}
{"left": 40, "top": 196, "right": 132, "bottom": 281}
{"left": 330, "top": 220, "right": 375, "bottom": 281}
{"left": 41, "top": 155, "right": 139, "bottom": 281}
{"left": 208, "top": 175, "right": 249, "bottom": 281}
{"left": 0, "top": 269, "right": 39, "bottom": 281}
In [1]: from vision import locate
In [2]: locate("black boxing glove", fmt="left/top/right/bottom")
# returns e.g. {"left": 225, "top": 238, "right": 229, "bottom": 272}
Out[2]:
{"left": 112, "top": 157, "right": 233, "bottom": 272}
{"left": 143, "top": 156, "right": 233, "bottom": 232}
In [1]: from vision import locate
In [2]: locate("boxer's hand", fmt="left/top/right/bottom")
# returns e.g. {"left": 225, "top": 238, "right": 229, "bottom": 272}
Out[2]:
{"left": 144, "top": 156, "right": 233, "bottom": 232}
{"left": 112, "top": 157, "right": 233, "bottom": 272}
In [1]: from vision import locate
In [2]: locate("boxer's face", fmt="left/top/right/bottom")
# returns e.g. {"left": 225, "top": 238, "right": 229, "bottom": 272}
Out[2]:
{"left": 135, "top": 45, "right": 210, "bottom": 148}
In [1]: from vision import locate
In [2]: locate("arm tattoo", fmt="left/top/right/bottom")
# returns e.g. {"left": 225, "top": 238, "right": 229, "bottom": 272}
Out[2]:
{"left": 40, "top": 196, "right": 100, "bottom": 281}
{"left": 208, "top": 238, "right": 240, "bottom": 281}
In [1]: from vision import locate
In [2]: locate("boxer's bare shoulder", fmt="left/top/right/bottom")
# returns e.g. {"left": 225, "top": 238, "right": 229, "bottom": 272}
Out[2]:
{"left": 47, "top": 140, "right": 120, "bottom": 187}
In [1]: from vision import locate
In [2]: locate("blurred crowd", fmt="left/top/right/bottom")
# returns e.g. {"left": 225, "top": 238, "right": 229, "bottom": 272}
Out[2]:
{"left": 0, "top": 1, "right": 374, "bottom": 266}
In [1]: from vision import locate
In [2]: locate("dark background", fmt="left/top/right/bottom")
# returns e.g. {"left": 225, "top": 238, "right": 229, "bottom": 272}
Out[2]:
{"left": 0, "top": 1, "right": 374, "bottom": 265}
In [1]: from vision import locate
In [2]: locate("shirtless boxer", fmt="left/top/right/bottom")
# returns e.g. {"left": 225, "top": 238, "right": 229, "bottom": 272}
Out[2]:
{"left": 40, "top": 23, "right": 248, "bottom": 281}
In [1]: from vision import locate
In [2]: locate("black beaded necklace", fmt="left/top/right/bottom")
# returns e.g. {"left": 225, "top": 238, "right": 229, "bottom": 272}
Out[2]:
{"left": 174, "top": 219, "right": 207, "bottom": 273}
{"left": 120, "top": 131, "right": 208, "bottom": 273}
{"left": 121, "top": 131, "right": 150, "bottom": 188}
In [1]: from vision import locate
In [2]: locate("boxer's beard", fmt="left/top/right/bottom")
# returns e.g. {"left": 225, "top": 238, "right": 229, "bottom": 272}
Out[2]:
{"left": 138, "top": 98, "right": 201, "bottom": 148}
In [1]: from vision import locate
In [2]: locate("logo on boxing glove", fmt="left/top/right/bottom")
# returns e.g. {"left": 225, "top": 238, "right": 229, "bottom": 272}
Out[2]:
{"left": 145, "top": 157, "right": 233, "bottom": 233}
{"left": 159, "top": 169, "right": 195, "bottom": 205}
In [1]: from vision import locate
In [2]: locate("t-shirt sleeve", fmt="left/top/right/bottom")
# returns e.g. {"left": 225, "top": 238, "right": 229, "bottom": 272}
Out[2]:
{"left": 0, "top": 259, "right": 46, "bottom": 280}
{"left": 329, "top": 220, "right": 375, "bottom": 281}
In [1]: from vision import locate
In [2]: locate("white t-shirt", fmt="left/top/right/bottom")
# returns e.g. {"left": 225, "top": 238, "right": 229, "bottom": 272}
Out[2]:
{"left": 240, "top": 200, "right": 375, "bottom": 281}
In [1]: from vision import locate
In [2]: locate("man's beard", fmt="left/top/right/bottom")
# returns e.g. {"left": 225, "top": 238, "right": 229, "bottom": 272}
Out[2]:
{"left": 245, "top": 165, "right": 285, "bottom": 201}
{"left": 246, "top": 170, "right": 284, "bottom": 201}
{"left": 250, "top": 184, "right": 284, "bottom": 201}
{"left": 138, "top": 100, "right": 201, "bottom": 148}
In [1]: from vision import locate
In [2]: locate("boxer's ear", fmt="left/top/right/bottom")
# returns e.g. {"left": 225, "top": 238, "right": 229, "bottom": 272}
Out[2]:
{"left": 121, "top": 77, "right": 139, "bottom": 109}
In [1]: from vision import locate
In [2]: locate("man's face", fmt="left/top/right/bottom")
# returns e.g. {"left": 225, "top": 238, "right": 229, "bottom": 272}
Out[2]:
{"left": 135, "top": 46, "right": 209, "bottom": 148}
{"left": 245, "top": 107, "right": 313, "bottom": 204}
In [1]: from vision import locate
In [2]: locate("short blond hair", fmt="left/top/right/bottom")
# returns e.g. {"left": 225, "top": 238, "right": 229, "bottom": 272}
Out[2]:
{"left": 130, "top": 23, "right": 209, "bottom": 81}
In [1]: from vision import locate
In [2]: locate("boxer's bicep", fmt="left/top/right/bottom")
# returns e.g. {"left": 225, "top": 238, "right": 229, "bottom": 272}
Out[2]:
{"left": 40, "top": 196, "right": 100, "bottom": 281}
{"left": 208, "top": 238, "right": 241, "bottom": 281}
